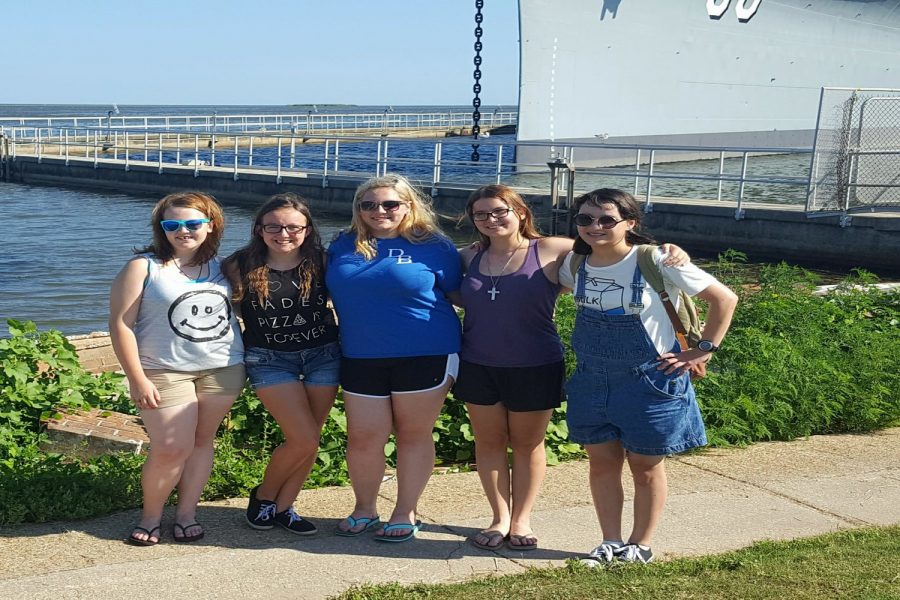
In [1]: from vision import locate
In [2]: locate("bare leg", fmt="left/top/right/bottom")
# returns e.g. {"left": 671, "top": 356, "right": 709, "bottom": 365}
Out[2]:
{"left": 173, "top": 392, "right": 236, "bottom": 538}
{"left": 382, "top": 379, "right": 452, "bottom": 536}
{"left": 507, "top": 409, "right": 553, "bottom": 547}
{"left": 132, "top": 402, "right": 197, "bottom": 543}
{"left": 338, "top": 392, "right": 392, "bottom": 533}
{"left": 626, "top": 452, "right": 667, "bottom": 547}
{"left": 466, "top": 402, "right": 512, "bottom": 546}
{"left": 585, "top": 441, "right": 627, "bottom": 543}
{"left": 254, "top": 383, "right": 337, "bottom": 511}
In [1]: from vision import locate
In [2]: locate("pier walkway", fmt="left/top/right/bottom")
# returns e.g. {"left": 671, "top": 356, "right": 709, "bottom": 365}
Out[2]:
{"left": 1, "top": 428, "right": 898, "bottom": 599}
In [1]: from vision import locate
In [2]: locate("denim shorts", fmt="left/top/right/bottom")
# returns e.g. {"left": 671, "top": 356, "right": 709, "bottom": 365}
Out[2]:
{"left": 244, "top": 341, "right": 341, "bottom": 389}
{"left": 565, "top": 358, "right": 707, "bottom": 456}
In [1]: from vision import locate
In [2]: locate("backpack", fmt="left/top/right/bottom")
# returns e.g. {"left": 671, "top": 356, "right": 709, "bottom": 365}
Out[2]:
{"left": 568, "top": 245, "right": 706, "bottom": 378}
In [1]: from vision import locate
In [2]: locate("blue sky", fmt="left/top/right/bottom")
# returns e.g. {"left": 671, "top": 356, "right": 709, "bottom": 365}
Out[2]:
{"left": 4, "top": 0, "right": 520, "bottom": 106}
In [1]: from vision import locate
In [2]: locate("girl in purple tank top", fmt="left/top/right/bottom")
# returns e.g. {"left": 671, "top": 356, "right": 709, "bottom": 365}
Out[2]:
{"left": 455, "top": 185, "right": 690, "bottom": 552}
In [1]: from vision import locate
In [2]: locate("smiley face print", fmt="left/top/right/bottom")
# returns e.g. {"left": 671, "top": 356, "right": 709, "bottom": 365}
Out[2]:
{"left": 167, "top": 289, "right": 233, "bottom": 342}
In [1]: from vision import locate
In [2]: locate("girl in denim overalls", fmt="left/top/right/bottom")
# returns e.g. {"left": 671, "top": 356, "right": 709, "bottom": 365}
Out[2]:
{"left": 558, "top": 189, "right": 738, "bottom": 565}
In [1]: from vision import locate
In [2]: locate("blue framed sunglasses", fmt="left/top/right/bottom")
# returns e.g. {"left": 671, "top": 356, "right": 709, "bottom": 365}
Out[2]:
{"left": 160, "top": 218, "right": 210, "bottom": 232}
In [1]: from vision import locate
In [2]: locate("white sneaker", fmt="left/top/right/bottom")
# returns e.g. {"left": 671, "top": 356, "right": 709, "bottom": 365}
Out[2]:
{"left": 580, "top": 540, "right": 624, "bottom": 568}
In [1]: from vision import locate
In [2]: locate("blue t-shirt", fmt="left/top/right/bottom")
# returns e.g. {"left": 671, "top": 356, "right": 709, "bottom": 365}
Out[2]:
{"left": 326, "top": 232, "right": 462, "bottom": 358}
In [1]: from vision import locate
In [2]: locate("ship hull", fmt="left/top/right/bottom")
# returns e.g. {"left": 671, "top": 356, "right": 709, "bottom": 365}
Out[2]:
{"left": 517, "top": 0, "right": 900, "bottom": 160}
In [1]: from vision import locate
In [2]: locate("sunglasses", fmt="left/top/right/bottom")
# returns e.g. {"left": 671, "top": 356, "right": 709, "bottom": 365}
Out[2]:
{"left": 573, "top": 214, "right": 626, "bottom": 229}
{"left": 260, "top": 224, "right": 308, "bottom": 234}
{"left": 160, "top": 218, "right": 210, "bottom": 232}
{"left": 471, "top": 207, "right": 513, "bottom": 221}
{"left": 358, "top": 200, "right": 406, "bottom": 212}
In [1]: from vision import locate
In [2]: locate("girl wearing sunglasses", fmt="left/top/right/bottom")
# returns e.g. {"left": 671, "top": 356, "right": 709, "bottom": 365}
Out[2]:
{"left": 110, "top": 191, "right": 245, "bottom": 546}
{"left": 222, "top": 194, "right": 340, "bottom": 536}
{"left": 455, "top": 185, "right": 690, "bottom": 552}
{"left": 326, "top": 174, "right": 462, "bottom": 542}
{"left": 559, "top": 188, "right": 737, "bottom": 566}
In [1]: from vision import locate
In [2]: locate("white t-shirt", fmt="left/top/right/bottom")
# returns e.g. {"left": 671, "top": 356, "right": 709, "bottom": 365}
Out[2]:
{"left": 559, "top": 247, "right": 717, "bottom": 355}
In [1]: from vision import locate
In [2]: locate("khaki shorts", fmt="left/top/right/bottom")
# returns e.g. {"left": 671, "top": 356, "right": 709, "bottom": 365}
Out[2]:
{"left": 144, "top": 363, "right": 246, "bottom": 408}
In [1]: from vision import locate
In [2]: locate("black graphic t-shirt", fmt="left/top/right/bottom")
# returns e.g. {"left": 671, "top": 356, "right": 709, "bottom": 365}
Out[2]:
{"left": 240, "top": 268, "right": 338, "bottom": 351}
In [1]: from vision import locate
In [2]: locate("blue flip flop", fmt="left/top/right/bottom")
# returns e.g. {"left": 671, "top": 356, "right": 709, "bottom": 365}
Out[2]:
{"left": 335, "top": 515, "right": 381, "bottom": 537}
{"left": 374, "top": 520, "right": 422, "bottom": 543}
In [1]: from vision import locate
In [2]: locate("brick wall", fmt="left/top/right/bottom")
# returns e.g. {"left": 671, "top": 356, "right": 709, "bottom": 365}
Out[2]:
{"left": 68, "top": 332, "right": 121, "bottom": 374}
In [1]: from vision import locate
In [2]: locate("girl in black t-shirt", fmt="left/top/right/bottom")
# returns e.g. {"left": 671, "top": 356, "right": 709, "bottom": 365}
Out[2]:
{"left": 224, "top": 193, "right": 340, "bottom": 535}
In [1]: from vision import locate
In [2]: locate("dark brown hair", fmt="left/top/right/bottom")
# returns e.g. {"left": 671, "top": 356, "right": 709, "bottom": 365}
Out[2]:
{"left": 571, "top": 188, "right": 656, "bottom": 255}
{"left": 224, "top": 193, "right": 324, "bottom": 302}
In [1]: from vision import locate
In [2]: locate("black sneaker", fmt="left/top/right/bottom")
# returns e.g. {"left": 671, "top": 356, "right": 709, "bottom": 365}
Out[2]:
{"left": 274, "top": 507, "right": 317, "bottom": 536}
{"left": 246, "top": 485, "right": 277, "bottom": 530}
{"left": 615, "top": 543, "right": 654, "bottom": 563}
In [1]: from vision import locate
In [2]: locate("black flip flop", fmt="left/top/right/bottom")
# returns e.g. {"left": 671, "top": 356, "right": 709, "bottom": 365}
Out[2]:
{"left": 470, "top": 529, "right": 508, "bottom": 550}
{"left": 125, "top": 525, "right": 161, "bottom": 546}
{"left": 173, "top": 522, "right": 205, "bottom": 543}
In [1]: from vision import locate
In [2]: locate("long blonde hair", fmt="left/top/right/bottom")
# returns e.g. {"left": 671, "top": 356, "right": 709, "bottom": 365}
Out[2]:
{"left": 350, "top": 174, "right": 443, "bottom": 260}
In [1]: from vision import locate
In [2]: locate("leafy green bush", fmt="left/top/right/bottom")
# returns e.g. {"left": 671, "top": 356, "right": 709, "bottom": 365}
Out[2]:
{"left": 0, "top": 319, "right": 127, "bottom": 463}
{"left": 697, "top": 258, "right": 900, "bottom": 445}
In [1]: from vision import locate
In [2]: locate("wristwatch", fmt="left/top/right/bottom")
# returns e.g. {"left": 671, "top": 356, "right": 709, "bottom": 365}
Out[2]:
{"left": 697, "top": 339, "right": 719, "bottom": 353}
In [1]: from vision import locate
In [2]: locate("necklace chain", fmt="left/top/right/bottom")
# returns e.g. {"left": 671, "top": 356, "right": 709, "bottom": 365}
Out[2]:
{"left": 486, "top": 240, "right": 525, "bottom": 301}
{"left": 174, "top": 259, "right": 206, "bottom": 281}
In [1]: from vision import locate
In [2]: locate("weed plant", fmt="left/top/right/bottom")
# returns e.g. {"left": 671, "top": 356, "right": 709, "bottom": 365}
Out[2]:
{"left": 1, "top": 253, "right": 898, "bottom": 525}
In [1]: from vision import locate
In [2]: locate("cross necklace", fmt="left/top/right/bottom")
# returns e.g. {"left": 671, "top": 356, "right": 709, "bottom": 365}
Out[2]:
{"left": 486, "top": 242, "right": 525, "bottom": 301}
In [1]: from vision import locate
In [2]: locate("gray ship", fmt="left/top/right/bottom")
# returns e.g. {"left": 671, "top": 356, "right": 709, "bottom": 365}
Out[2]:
{"left": 517, "top": 0, "right": 900, "bottom": 150}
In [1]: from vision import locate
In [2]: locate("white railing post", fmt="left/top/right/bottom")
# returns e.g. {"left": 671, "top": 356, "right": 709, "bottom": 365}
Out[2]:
{"left": 143, "top": 131, "right": 149, "bottom": 162}
{"left": 634, "top": 149, "right": 641, "bottom": 196}
{"left": 194, "top": 135, "right": 200, "bottom": 177}
{"left": 276, "top": 137, "right": 283, "bottom": 183}
{"left": 64, "top": 129, "right": 70, "bottom": 165}
{"left": 176, "top": 133, "right": 181, "bottom": 165}
{"left": 736, "top": 152, "right": 749, "bottom": 219}
{"left": 94, "top": 130, "right": 99, "bottom": 168}
{"left": 124, "top": 132, "right": 130, "bottom": 171}
{"left": 644, "top": 149, "right": 655, "bottom": 212}
{"left": 495, "top": 144, "right": 503, "bottom": 184}
{"left": 717, "top": 151, "right": 725, "bottom": 200}
{"left": 37, "top": 128, "right": 42, "bottom": 163}
{"left": 334, "top": 139, "right": 340, "bottom": 172}
{"left": 248, "top": 136, "right": 254, "bottom": 167}
{"left": 290, "top": 131, "right": 296, "bottom": 169}
{"left": 233, "top": 136, "right": 239, "bottom": 181}
{"left": 158, "top": 134, "right": 164, "bottom": 174}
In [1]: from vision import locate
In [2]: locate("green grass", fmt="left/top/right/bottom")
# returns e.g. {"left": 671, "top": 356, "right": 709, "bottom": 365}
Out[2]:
{"left": 335, "top": 526, "right": 900, "bottom": 600}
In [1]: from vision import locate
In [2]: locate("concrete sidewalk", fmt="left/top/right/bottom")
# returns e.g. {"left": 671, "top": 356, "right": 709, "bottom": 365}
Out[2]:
{"left": 1, "top": 428, "right": 898, "bottom": 600}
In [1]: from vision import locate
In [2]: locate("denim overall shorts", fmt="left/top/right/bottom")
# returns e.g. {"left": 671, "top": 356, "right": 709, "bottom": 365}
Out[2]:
{"left": 564, "top": 258, "right": 707, "bottom": 456}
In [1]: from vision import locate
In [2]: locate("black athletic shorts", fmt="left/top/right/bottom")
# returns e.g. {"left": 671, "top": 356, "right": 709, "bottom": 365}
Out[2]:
{"left": 341, "top": 354, "right": 459, "bottom": 398}
{"left": 452, "top": 359, "right": 565, "bottom": 412}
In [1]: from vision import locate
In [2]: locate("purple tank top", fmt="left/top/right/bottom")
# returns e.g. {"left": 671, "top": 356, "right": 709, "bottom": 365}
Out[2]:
{"left": 460, "top": 239, "right": 564, "bottom": 367}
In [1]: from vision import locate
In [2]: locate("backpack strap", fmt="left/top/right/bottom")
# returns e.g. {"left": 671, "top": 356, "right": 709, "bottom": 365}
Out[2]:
{"left": 568, "top": 252, "right": 586, "bottom": 283}
{"left": 637, "top": 245, "right": 688, "bottom": 337}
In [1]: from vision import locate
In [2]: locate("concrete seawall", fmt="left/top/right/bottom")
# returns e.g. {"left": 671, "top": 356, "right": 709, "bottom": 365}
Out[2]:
{"left": 8, "top": 155, "right": 900, "bottom": 275}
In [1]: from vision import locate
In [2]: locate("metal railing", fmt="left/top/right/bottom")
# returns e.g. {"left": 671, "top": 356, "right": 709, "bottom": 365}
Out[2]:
{"left": 0, "top": 110, "right": 518, "bottom": 135}
{"left": 4, "top": 125, "right": 814, "bottom": 216}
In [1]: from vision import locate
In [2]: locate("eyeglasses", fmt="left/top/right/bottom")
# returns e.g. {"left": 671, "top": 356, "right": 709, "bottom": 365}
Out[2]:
{"left": 260, "top": 224, "right": 308, "bottom": 234}
{"left": 573, "top": 214, "right": 626, "bottom": 229}
{"left": 160, "top": 218, "right": 210, "bottom": 232}
{"left": 471, "top": 207, "right": 513, "bottom": 222}
{"left": 358, "top": 200, "right": 406, "bottom": 212}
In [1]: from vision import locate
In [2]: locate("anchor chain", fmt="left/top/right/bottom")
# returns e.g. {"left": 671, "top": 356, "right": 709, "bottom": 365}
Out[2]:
{"left": 471, "top": 0, "right": 484, "bottom": 162}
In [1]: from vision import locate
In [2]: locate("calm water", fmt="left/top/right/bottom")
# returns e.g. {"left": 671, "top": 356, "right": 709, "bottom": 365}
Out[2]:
{"left": 0, "top": 104, "right": 815, "bottom": 335}
{"left": 0, "top": 182, "right": 480, "bottom": 336}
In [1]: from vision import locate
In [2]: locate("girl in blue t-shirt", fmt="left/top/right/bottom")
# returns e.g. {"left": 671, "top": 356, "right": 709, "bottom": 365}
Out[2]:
{"left": 326, "top": 174, "right": 462, "bottom": 542}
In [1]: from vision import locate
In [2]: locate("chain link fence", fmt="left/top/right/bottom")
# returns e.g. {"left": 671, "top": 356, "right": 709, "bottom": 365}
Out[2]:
{"left": 806, "top": 88, "right": 900, "bottom": 214}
